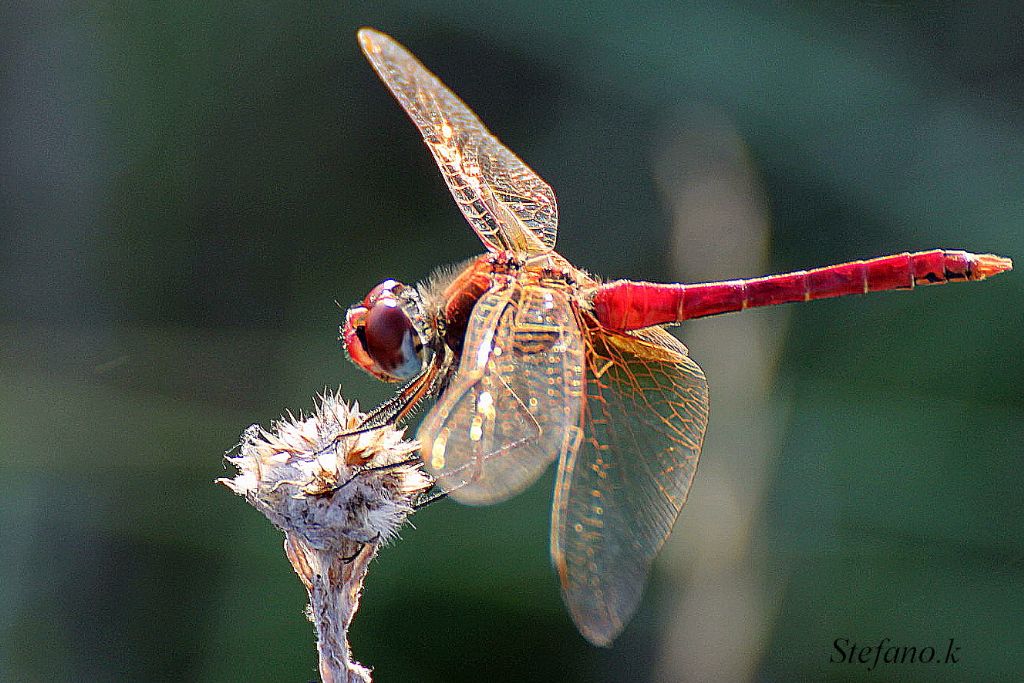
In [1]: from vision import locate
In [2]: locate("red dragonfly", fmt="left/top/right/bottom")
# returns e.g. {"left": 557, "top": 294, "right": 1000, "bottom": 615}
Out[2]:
{"left": 342, "top": 28, "right": 1011, "bottom": 645}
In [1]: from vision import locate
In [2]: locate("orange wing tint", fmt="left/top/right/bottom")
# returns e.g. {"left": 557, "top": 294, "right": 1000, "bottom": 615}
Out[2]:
{"left": 418, "top": 283, "right": 585, "bottom": 504}
{"left": 552, "top": 318, "right": 709, "bottom": 645}
{"left": 358, "top": 28, "right": 559, "bottom": 256}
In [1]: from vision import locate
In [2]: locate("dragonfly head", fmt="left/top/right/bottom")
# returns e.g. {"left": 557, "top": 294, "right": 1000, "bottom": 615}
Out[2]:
{"left": 342, "top": 279, "right": 431, "bottom": 382}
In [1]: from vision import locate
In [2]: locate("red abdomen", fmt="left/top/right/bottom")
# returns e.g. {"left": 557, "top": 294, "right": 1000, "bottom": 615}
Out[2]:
{"left": 592, "top": 249, "right": 1012, "bottom": 332}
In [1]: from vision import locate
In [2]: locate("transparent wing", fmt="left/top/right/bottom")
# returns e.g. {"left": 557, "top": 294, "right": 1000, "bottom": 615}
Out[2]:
{"left": 358, "top": 28, "right": 558, "bottom": 256}
{"left": 419, "top": 283, "right": 584, "bottom": 504}
{"left": 552, "top": 318, "right": 709, "bottom": 646}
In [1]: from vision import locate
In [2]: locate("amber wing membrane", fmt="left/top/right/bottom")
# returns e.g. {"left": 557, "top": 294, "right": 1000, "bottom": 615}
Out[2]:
{"left": 552, "top": 319, "right": 709, "bottom": 645}
{"left": 418, "top": 283, "right": 585, "bottom": 504}
{"left": 358, "top": 28, "right": 558, "bottom": 256}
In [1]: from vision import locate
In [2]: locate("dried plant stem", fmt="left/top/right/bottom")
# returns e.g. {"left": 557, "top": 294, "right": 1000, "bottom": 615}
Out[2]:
{"left": 286, "top": 535, "right": 375, "bottom": 683}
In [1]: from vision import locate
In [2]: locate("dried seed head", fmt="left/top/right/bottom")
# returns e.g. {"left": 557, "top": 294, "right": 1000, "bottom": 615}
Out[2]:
{"left": 218, "top": 390, "right": 435, "bottom": 682}
{"left": 218, "top": 390, "right": 433, "bottom": 548}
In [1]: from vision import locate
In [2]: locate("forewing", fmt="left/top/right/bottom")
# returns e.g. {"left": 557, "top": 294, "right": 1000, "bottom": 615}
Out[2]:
{"left": 419, "top": 283, "right": 584, "bottom": 505}
{"left": 358, "top": 28, "right": 558, "bottom": 256}
{"left": 552, "top": 319, "right": 709, "bottom": 645}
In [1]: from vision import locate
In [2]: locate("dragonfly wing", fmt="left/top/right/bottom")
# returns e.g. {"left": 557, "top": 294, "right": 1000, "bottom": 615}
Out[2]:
{"left": 419, "top": 283, "right": 584, "bottom": 504}
{"left": 358, "top": 28, "right": 558, "bottom": 256}
{"left": 552, "top": 319, "right": 709, "bottom": 645}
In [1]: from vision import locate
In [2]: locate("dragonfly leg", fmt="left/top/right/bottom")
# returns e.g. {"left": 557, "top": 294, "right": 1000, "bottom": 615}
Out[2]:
{"left": 312, "top": 364, "right": 442, "bottom": 459}
{"left": 340, "top": 534, "right": 380, "bottom": 564}
{"left": 421, "top": 434, "right": 533, "bottom": 505}
{"left": 310, "top": 406, "right": 403, "bottom": 463}
{"left": 414, "top": 486, "right": 451, "bottom": 510}
{"left": 355, "top": 361, "right": 443, "bottom": 432}
{"left": 332, "top": 456, "right": 425, "bottom": 494}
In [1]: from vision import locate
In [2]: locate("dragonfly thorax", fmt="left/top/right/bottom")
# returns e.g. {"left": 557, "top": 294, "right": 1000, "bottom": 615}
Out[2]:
{"left": 341, "top": 279, "right": 433, "bottom": 382}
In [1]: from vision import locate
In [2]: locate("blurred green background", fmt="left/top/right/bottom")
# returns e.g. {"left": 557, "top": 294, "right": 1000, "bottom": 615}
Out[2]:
{"left": 2, "top": 2, "right": 1021, "bottom": 681}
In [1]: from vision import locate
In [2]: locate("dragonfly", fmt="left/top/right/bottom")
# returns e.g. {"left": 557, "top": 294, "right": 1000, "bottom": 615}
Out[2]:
{"left": 342, "top": 27, "right": 1012, "bottom": 646}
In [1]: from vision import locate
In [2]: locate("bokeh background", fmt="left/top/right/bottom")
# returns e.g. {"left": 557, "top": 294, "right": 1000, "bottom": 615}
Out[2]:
{"left": 2, "top": 2, "right": 1021, "bottom": 681}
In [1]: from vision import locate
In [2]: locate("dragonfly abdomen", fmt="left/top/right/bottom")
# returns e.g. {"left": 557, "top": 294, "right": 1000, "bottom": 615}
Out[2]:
{"left": 593, "top": 249, "right": 1012, "bottom": 331}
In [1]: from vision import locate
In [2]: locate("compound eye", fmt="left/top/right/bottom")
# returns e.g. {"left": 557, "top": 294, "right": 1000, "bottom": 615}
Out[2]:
{"left": 362, "top": 299, "right": 422, "bottom": 380}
